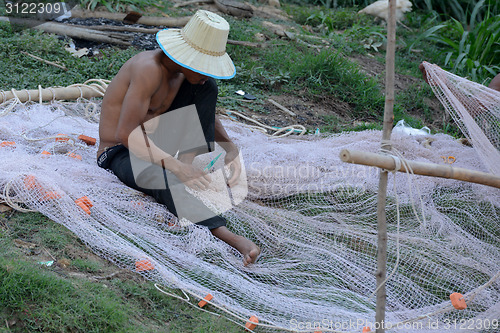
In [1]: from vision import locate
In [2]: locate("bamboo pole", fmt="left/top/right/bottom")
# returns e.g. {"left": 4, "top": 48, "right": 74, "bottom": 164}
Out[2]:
{"left": 340, "top": 149, "right": 500, "bottom": 189}
{"left": 0, "top": 83, "right": 108, "bottom": 104}
{"left": 375, "top": 0, "right": 397, "bottom": 332}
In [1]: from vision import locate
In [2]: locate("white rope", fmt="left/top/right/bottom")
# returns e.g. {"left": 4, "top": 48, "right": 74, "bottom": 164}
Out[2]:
{"left": 155, "top": 283, "right": 352, "bottom": 333}
{"left": 38, "top": 85, "right": 43, "bottom": 104}
{"left": 224, "top": 110, "right": 307, "bottom": 137}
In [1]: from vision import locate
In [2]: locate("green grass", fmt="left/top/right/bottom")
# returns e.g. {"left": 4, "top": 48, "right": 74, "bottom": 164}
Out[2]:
{"left": 0, "top": 211, "right": 242, "bottom": 332}
{"left": 0, "top": 22, "right": 140, "bottom": 89}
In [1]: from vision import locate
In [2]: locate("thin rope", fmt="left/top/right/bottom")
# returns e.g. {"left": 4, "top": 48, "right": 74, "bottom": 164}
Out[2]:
{"left": 224, "top": 110, "right": 306, "bottom": 137}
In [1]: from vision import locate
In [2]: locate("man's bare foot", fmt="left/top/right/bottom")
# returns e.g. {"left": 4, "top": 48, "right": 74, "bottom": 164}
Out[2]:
{"left": 238, "top": 236, "right": 260, "bottom": 266}
{"left": 210, "top": 226, "right": 261, "bottom": 266}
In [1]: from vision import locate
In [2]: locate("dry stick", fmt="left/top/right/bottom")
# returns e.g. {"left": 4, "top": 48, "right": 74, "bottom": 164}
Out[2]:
{"left": 20, "top": 51, "right": 68, "bottom": 71}
{"left": 268, "top": 99, "right": 296, "bottom": 116}
{"left": 340, "top": 149, "right": 500, "bottom": 189}
{"left": 375, "top": 0, "right": 397, "bottom": 332}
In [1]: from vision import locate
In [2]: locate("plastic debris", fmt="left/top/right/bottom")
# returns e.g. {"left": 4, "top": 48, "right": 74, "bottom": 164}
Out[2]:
{"left": 235, "top": 90, "right": 256, "bottom": 100}
{"left": 393, "top": 119, "right": 431, "bottom": 136}
{"left": 39, "top": 261, "right": 54, "bottom": 266}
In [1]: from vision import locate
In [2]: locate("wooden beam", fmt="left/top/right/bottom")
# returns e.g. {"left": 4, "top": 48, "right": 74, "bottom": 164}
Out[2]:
{"left": 340, "top": 149, "right": 500, "bottom": 189}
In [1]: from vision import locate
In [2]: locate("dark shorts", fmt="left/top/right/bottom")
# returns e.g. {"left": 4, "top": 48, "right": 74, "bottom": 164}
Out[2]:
{"left": 96, "top": 78, "right": 226, "bottom": 230}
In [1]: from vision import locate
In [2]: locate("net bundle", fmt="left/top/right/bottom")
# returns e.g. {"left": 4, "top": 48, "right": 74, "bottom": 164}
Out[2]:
{"left": 0, "top": 90, "right": 498, "bottom": 332}
{"left": 422, "top": 61, "right": 500, "bottom": 176}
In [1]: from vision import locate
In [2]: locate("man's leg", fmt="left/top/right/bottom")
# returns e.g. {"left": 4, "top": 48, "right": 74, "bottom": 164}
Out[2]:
{"left": 107, "top": 147, "right": 260, "bottom": 265}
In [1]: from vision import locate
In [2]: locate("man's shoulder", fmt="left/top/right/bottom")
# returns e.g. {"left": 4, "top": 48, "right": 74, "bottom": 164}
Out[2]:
{"left": 126, "top": 50, "right": 161, "bottom": 68}
{"left": 126, "top": 51, "right": 163, "bottom": 79}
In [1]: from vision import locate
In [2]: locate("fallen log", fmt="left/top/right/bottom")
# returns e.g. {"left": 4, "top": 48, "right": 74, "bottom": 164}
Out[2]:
{"left": 174, "top": 0, "right": 213, "bottom": 7}
{"left": 214, "top": 0, "right": 253, "bottom": 18}
{"left": 0, "top": 17, "right": 132, "bottom": 46}
{"left": 70, "top": 7, "right": 191, "bottom": 27}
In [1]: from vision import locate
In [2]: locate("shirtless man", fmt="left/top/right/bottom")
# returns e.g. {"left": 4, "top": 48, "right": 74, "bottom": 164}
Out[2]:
{"left": 96, "top": 10, "right": 260, "bottom": 266}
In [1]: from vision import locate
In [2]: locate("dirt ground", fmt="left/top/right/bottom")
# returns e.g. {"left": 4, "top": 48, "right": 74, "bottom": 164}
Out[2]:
{"left": 65, "top": 4, "right": 444, "bottom": 134}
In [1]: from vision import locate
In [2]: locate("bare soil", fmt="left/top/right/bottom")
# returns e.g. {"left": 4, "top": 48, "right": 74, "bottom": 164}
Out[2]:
{"left": 64, "top": 4, "right": 445, "bottom": 134}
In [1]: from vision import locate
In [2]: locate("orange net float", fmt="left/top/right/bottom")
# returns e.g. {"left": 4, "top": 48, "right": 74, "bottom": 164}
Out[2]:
{"left": 55, "top": 134, "right": 69, "bottom": 142}
{"left": 135, "top": 259, "right": 155, "bottom": 272}
{"left": 67, "top": 152, "right": 82, "bottom": 161}
{"left": 245, "top": 315, "right": 258, "bottom": 331}
{"left": 75, "top": 196, "right": 93, "bottom": 215}
{"left": 0, "top": 141, "right": 15, "bottom": 148}
{"left": 78, "top": 134, "right": 97, "bottom": 146}
{"left": 198, "top": 293, "right": 213, "bottom": 308}
{"left": 450, "top": 293, "right": 467, "bottom": 310}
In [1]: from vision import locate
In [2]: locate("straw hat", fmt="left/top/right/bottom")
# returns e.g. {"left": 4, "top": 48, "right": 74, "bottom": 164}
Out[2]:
{"left": 156, "top": 10, "right": 236, "bottom": 79}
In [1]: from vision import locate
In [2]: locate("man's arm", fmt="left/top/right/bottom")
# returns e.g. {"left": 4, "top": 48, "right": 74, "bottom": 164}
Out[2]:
{"left": 115, "top": 66, "right": 211, "bottom": 190}
{"left": 114, "top": 65, "right": 181, "bottom": 174}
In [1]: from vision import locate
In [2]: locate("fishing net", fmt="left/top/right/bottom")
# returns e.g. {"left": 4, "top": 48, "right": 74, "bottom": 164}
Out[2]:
{"left": 421, "top": 61, "right": 500, "bottom": 176}
{"left": 0, "top": 80, "right": 498, "bottom": 332}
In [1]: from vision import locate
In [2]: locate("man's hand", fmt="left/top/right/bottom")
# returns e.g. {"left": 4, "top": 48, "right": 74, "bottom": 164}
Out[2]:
{"left": 224, "top": 148, "right": 242, "bottom": 187}
{"left": 173, "top": 161, "right": 212, "bottom": 191}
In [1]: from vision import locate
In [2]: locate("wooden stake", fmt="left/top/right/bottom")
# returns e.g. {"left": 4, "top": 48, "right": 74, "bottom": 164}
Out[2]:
{"left": 375, "top": 0, "right": 397, "bottom": 331}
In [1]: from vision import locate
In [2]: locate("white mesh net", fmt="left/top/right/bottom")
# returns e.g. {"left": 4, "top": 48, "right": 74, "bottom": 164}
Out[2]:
{"left": 0, "top": 92, "right": 499, "bottom": 332}
{"left": 422, "top": 61, "right": 500, "bottom": 176}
